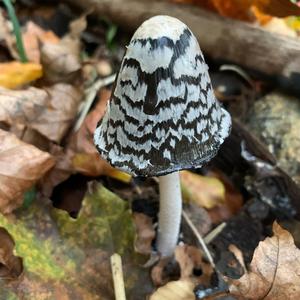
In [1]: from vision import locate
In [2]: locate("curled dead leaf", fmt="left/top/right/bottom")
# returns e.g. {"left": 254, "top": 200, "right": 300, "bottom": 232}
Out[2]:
{"left": 0, "top": 129, "right": 55, "bottom": 213}
{"left": 31, "top": 83, "right": 82, "bottom": 143}
{"left": 228, "top": 222, "right": 300, "bottom": 299}
{"left": 0, "top": 84, "right": 82, "bottom": 143}
{"left": 0, "top": 87, "right": 48, "bottom": 126}
{"left": 41, "top": 39, "right": 81, "bottom": 83}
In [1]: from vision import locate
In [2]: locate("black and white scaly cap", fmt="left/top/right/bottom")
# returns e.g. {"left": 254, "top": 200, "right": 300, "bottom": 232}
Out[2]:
{"left": 94, "top": 15, "right": 231, "bottom": 177}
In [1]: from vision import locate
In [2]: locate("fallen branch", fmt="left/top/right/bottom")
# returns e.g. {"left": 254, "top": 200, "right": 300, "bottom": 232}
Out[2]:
{"left": 66, "top": 0, "right": 300, "bottom": 83}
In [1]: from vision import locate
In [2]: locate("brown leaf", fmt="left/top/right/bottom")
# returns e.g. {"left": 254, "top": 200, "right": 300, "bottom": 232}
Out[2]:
{"left": 0, "top": 228, "right": 23, "bottom": 280}
{"left": 0, "top": 84, "right": 81, "bottom": 143}
{"left": 40, "top": 38, "right": 81, "bottom": 83}
{"left": 228, "top": 222, "right": 300, "bottom": 299}
{"left": 30, "top": 83, "right": 82, "bottom": 143}
{"left": 23, "top": 21, "right": 60, "bottom": 63}
{"left": 0, "top": 129, "right": 55, "bottom": 213}
{"left": 133, "top": 212, "right": 155, "bottom": 254}
{"left": 40, "top": 145, "right": 74, "bottom": 197}
{"left": 0, "top": 87, "right": 48, "bottom": 126}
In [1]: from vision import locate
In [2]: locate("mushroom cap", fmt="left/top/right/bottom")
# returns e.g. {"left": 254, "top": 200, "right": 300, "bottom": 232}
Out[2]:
{"left": 94, "top": 15, "right": 231, "bottom": 177}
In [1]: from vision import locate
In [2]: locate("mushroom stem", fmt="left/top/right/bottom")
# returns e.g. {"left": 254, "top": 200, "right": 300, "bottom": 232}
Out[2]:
{"left": 157, "top": 171, "right": 182, "bottom": 257}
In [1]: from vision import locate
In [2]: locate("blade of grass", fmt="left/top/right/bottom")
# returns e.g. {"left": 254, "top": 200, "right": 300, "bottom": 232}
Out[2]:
{"left": 2, "top": 0, "right": 28, "bottom": 62}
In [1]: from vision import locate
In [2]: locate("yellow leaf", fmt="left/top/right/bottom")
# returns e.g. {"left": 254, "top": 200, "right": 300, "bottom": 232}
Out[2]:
{"left": 285, "top": 16, "right": 300, "bottom": 31}
{"left": 150, "top": 280, "right": 195, "bottom": 300}
{"left": 180, "top": 170, "right": 225, "bottom": 209}
{"left": 0, "top": 61, "right": 43, "bottom": 89}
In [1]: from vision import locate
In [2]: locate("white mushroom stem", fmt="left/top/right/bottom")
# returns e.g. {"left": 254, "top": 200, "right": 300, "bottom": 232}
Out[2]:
{"left": 157, "top": 171, "right": 182, "bottom": 257}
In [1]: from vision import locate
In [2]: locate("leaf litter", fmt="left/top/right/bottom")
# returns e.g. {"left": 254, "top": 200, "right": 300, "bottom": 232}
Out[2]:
{"left": 0, "top": 1, "right": 300, "bottom": 299}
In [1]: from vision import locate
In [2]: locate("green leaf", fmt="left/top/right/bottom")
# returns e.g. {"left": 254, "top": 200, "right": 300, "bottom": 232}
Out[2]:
{"left": 0, "top": 182, "right": 152, "bottom": 299}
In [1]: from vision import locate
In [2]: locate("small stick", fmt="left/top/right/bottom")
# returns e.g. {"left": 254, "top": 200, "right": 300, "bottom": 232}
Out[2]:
{"left": 182, "top": 210, "right": 216, "bottom": 269}
{"left": 74, "top": 73, "right": 116, "bottom": 131}
{"left": 204, "top": 222, "right": 227, "bottom": 244}
{"left": 110, "top": 253, "right": 127, "bottom": 300}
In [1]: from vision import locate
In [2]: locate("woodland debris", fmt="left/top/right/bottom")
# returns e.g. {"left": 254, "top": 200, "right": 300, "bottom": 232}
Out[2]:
{"left": 228, "top": 222, "right": 300, "bottom": 299}
{"left": 66, "top": 0, "right": 300, "bottom": 85}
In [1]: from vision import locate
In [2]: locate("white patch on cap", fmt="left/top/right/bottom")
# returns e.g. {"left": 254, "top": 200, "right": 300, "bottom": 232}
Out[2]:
{"left": 157, "top": 79, "right": 185, "bottom": 103}
{"left": 126, "top": 41, "right": 173, "bottom": 73}
{"left": 173, "top": 36, "right": 204, "bottom": 79}
{"left": 132, "top": 15, "right": 187, "bottom": 41}
{"left": 120, "top": 65, "right": 139, "bottom": 86}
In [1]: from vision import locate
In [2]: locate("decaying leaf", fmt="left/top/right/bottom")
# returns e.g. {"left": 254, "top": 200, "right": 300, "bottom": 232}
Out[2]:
{"left": 0, "top": 129, "right": 54, "bottom": 214}
{"left": 180, "top": 170, "right": 225, "bottom": 209}
{"left": 228, "top": 222, "right": 300, "bottom": 299}
{"left": 0, "top": 87, "right": 48, "bottom": 126}
{"left": 150, "top": 280, "right": 195, "bottom": 300}
{"left": 0, "top": 227, "right": 23, "bottom": 280}
{"left": 30, "top": 83, "right": 82, "bottom": 143}
{"left": 0, "top": 62, "right": 43, "bottom": 89}
{"left": 23, "top": 21, "right": 60, "bottom": 63}
{"left": 40, "top": 39, "right": 81, "bottom": 83}
{"left": 39, "top": 15, "right": 86, "bottom": 84}
{"left": 0, "top": 84, "right": 82, "bottom": 143}
{"left": 133, "top": 212, "right": 155, "bottom": 254}
{"left": 0, "top": 182, "right": 152, "bottom": 299}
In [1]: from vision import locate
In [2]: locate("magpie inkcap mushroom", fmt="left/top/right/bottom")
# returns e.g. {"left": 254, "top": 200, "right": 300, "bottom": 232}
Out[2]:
{"left": 94, "top": 15, "right": 231, "bottom": 257}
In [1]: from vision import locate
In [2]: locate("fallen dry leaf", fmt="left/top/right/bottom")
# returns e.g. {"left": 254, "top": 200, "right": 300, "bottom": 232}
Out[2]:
{"left": 0, "top": 87, "right": 48, "bottom": 126}
{"left": 0, "top": 227, "right": 23, "bottom": 280}
{"left": 228, "top": 222, "right": 300, "bottom": 299}
{"left": 0, "top": 183, "right": 152, "bottom": 299}
{"left": 30, "top": 83, "right": 82, "bottom": 143}
{"left": 40, "top": 15, "right": 86, "bottom": 84}
{"left": 23, "top": 21, "right": 60, "bottom": 63}
{"left": 40, "top": 39, "right": 81, "bottom": 83}
{"left": 180, "top": 170, "right": 225, "bottom": 209}
{"left": 0, "top": 129, "right": 55, "bottom": 214}
{"left": 133, "top": 212, "right": 155, "bottom": 254}
{"left": 0, "top": 84, "right": 82, "bottom": 143}
{"left": 0, "top": 62, "right": 43, "bottom": 89}
{"left": 150, "top": 280, "right": 195, "bottom": 300}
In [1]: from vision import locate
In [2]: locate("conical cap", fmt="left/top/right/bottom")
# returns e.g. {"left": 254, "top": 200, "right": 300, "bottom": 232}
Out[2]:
{"left": 94, "top": 15, "right": 231, "bottom": 176}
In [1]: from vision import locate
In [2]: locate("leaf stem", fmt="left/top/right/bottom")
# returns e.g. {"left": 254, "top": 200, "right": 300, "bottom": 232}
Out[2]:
{"left": 2, "top": 0, "right": 28, "bottom": 62}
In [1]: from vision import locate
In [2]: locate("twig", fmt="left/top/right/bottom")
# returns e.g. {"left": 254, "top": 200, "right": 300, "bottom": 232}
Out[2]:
{"left": 2, "top": 0, "right": 28, "bottom": 62}
{"left": 182, "top": 210, "right": 216, "bottom": 269}
{"left": 74, "top": 73, "right": 116, "bottom": 131}
{"left": 204, "top": 222, "right": 227, "bottom": 244}
{"left": 110, "top": 253, "right": 127, "bottom": 300}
